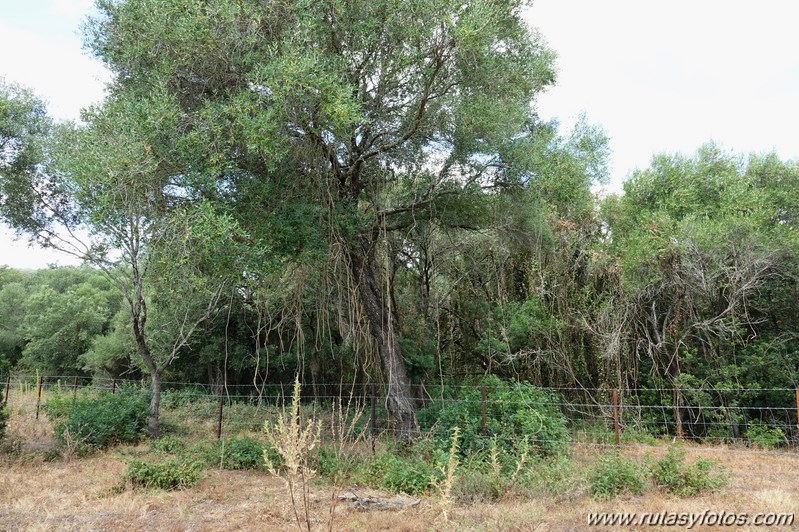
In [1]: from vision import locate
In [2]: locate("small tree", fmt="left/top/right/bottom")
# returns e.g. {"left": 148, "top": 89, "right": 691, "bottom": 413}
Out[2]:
{"left": 0, "top": 81, "right": 243, "bottom": 437}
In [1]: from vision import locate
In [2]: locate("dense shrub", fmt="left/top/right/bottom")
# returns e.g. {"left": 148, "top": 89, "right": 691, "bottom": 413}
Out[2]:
{"left": 0, "top": 401, "right": 8, "bottom": 440}
{"left": 420, "top": 375, "right": 568, "bottom": 457}
{"left": 123, "top": 459, "right": 202, "bottom": 490}
{"left": 219, "top": 437, "right": 265, "bottom": 470}
{"left": 590, "top": 451, "right": 645, "bottom": 500}
{"left": 48, "top": 392, "right": 149, "bottom": 450}
{"left": 189, "top": 437, "right": 274, "bottom": 471}
{"left": 652, "top": 447, "right": 729, "bottom": 497}
{"left": 746, "top": 424, "right": 786, "bottom": 449}
{"left": 368, "top": 451, "right": 438, "bottom": 495}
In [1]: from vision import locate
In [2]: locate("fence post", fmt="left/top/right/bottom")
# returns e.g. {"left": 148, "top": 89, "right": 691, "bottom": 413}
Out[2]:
{"left": 216, "top": 395, "right": 224, "bottom": 440}
{"left": 674, "top": 388, "right": 683, "bottom": 440}
{"left": 35, "top": 375, "right": 43, "bottom": 420}
{"left": 612, "top": 389, "right": 620, "bottom": 447}
{"left": 795, "top": 387, "right": 799, "bottom": 436}
{"left": 4, "top": 373, "right": 10, "bottom": 404}
{"left": 112, "top": 378, "right": 117, "bottom": 394}
{"left": 73, "top": 376, "right": 78, "bottom": 400}
{"left": 481, "top": 386, "right": 487, "bottom": 437}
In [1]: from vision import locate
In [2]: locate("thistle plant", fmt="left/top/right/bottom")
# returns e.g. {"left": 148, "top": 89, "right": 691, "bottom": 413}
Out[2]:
{"left": 263, "top": 376, "right": 321, "bottom": 532}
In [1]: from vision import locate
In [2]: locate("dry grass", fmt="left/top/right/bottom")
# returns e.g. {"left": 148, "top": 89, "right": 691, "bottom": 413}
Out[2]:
{"left": 1, "top": 388, "right": 797, "bottom": 531}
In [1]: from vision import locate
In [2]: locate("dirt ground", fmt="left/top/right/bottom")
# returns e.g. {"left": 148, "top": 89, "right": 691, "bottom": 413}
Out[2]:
{"left": 1, "top": 391, "right": 797, "bottom": 531}
{"left": 1, "top": 444, "right": 797, "bottom": 531}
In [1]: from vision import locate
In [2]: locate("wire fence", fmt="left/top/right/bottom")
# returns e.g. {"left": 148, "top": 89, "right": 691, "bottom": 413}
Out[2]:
{"left": 3, "top": 373, "right": 799, "bottom": 452}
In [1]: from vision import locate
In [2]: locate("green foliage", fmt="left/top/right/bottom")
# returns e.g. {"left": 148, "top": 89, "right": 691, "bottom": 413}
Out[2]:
{"left": 451, "top": 469, "right": 505, "bottom": 502}
{"left": 368, "top": 451, "right": 438, "bottom": 495}
{"left": 123, "top": 458, "right": 202, "bottom": 490}
{"left": 589, "top": 451, "right": 646, "bottom": 500}
{"left": 49, "top": 392, "right": 149, "bottom": 450}
{"left": 651, "top": 448, "right": 729, "bottom": 497}
{"left": 150, "top": 435, "right": 186, "bottom": 455}
{"left": 313, "top": 446, "right": 364, "bottom": 483}
{"left": 746, "top": 424, "right": 786, "bottom": 449}
{"left": 160, "top": 387, "right": 212, "bottom": 409}
{"left": 188, "top": 437, "right": 269, "bottom": 471}
{"left": 218, "top": 437, "right": 266, "bottom": 470}
{"left": 0, "top": 401, "right": 8, "bottom": 440}
{"left": 421, "top": 375, "right": 568, "bottom": 457}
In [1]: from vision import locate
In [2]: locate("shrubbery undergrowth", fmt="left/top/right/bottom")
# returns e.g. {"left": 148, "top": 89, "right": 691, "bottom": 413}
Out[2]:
{"left": 123, "top": 458, "right": 202, "bottom": 490}
{"left": 45, "top": 392, "right": 149, "bottom": 450}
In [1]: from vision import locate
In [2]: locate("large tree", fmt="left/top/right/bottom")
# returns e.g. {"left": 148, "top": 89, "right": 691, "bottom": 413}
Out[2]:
{"left": 86, "top": 0, "right": 557, "bottom": 436}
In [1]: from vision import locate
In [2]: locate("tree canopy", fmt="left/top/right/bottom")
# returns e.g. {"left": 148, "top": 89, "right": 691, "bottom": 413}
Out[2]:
{"left": 1, "top": 2, "right": 798, "bottom": 443}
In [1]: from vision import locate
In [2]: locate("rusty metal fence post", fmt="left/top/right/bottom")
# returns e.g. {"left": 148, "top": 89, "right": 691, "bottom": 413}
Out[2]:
{"left": 35, "top": 375, "right": 43, "bottom": 420}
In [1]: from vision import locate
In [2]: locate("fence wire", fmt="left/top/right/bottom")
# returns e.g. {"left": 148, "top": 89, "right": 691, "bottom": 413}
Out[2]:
{"left": 3, "top": 374, "right": 798, "bottom": 451}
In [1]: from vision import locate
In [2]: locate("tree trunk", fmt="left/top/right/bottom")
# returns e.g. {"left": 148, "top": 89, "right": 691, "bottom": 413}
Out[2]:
{"left": 132, "top": 310, "right": 162, "bottom": 439}
{"left": 149, "top": 371, "right": 162, "bottom": 439}
{"left": 348, "top": 235, "right": 419, "bottom": 439}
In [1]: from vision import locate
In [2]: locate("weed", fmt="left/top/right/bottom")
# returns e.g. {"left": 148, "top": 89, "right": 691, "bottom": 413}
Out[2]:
{"left": 652, "top": 447, "right": 730, "bottom": 497}
{"left": 590, "top": 451, "right": 645, "bottom": 500}
{"left": 432, "top": 427, "right": 461, "bottom": 520}
{"left": 452, "top": 469, "right": 505, "bottom": 502}
{"left": 151, "top": 435, "right": 186, "bottom": 455}
{"left": 263, "top": 376, "right": 320, "bottom": 532}
{"left": 122, "top": 458, "right": 202, "bottom": 490}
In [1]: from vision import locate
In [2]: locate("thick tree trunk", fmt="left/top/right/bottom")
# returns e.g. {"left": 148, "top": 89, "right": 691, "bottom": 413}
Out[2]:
{"left": 348, "top": 236, "right": 419, "bottom": 439}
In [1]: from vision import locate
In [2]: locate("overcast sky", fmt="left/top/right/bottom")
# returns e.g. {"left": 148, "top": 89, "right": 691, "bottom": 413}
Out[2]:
{"left": 2, "top": 0, "right": 799, "bottom": 268}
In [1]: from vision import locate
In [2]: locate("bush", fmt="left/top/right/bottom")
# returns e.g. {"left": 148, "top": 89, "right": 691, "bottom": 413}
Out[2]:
{"left": 49, "top": 392, "right": 149, "bottom": 450}
{"left": 368, "top": 451, "right": 437, "bottom": 495}
{"left": 151, "top": 436, "right": 186, "bottom": 455}
{"left": 747, "top": 424, "right": 786, "bottom": 449}
{"left": 123, "top": 459, "right": 202, "bottom": 490}
{"left": 652, "top": 447, "right": 729, "bottom": 497}
{"left": 42, "top": 394, "right": 77, "bottom": 419}
{"left": 420, "top": 375, "right": 568, "bottom": 457}
{"left": 220, "top": 437, "right": 265, "bottom": 470}
{"left": 0, "top": 401, "right": 8, "bottom": 440}
{"left": 590, "top": 452, "right": 645, "bottom": 500}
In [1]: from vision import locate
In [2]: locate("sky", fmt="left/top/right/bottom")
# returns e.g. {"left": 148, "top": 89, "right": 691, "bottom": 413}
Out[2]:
{"left": 2, "top": 0, "right": 799, "bottom": 268}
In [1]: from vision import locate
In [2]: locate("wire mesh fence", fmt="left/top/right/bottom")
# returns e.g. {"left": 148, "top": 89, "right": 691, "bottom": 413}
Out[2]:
{"left": 3, "top": 373, "right": 798, "bottom": 452}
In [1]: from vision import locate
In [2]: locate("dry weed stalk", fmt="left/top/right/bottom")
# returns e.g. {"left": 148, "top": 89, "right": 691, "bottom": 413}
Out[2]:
{"left": 433, "top": 426, "right": 460, "bottom": 522}
{"left": 330, "top": 392, "right": 366, "bottom": 458}
{"left": 508, "top": 435, "right": 530, "bottom": 489}
{"left": 263, "top": 376, "right": 321, "bottom": 532}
